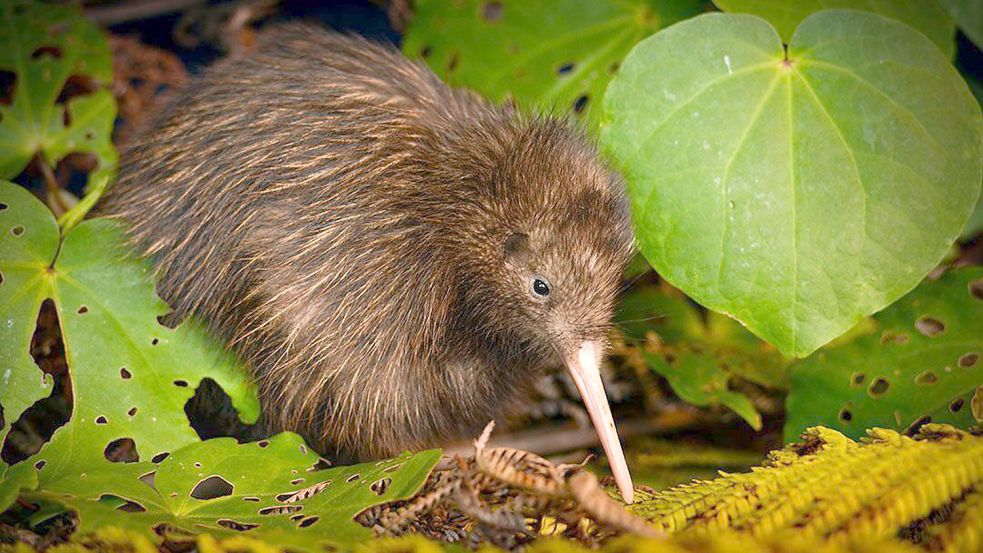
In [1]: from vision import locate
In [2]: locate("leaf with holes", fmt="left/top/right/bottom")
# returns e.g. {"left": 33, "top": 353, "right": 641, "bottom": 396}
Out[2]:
{"left": 601, "top": 11, "right": 982, "bottom": 357}
{"left": 31, "top": 433, "right": 441, "bottom": 550}
{"left": 784, "top": 268, "right": 983, "bottom": 441}
{"left": 973, "top": 386, "right": 983, "bottom": 422}
{"left": 0, "top": 181, "right": 259, "bottom": 495}
{"left": 0, "top": 183, "right": 57, "bottom": 471}
{"left": 0, "top": 1, "right": 117, "bottom": 187}
{"left": 712, "top": 0, "right": 956, "bottom": 58}
{"left": 403, "top": 0, "right": 704, "bottom": 128}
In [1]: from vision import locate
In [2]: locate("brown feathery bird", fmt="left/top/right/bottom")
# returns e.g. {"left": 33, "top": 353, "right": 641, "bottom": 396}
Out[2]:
{"left": 97, "top": 24, "right": 636, "bottom": 501}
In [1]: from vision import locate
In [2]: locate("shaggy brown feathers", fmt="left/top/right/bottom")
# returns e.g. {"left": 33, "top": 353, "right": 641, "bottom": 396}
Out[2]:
{"left": 97, "top": 25, "right": 633, "bottom": 459}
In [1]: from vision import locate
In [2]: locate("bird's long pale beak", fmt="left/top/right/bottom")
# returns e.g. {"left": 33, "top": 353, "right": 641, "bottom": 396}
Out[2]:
{"left": 563, "top": 340, "right": 634, "bottom": 503}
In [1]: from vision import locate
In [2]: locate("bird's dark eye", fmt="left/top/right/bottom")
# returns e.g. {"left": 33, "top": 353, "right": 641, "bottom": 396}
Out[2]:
{"left": 532, "top": 278, "right": 551, "bottom": 297}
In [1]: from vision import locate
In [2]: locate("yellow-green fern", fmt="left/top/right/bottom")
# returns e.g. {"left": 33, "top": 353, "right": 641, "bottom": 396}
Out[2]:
{"left": 630, "top": 424, "right": 982, "bottom": 550}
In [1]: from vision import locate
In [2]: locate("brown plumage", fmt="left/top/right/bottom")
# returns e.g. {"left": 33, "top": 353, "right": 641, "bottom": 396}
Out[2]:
{"left": 97, "top": 24, "right": 636, "bottom": 499}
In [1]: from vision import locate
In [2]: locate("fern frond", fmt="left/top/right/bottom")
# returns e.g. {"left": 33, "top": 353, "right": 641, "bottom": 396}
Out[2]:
{"left": 922, "top": 486, "right": 983, "bottom": 553}
{"left": 0, "top": 545, "right": 36, "bottom": 553}
{"left": 630, "top": 424, "right": 982, "bottom": 545}
{"left": 523, "top": 533, "right": 923, "bottom": 553}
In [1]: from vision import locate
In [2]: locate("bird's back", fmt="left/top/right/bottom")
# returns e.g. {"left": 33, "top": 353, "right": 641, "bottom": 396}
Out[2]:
{"left": 98, "top": 26, "right": 516, "bottom": 456}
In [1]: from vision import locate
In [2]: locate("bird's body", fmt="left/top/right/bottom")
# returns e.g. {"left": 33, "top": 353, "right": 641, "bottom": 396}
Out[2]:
{"left": 98, "top": 25, "right": 635, "bottom": 499}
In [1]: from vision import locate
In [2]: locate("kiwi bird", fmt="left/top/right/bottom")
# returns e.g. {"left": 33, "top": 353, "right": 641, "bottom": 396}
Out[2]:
{"left": 98, "top": 24, "right": 636, "bottom": 502}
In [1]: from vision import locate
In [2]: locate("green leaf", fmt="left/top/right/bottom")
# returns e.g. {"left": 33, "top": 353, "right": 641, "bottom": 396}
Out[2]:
{"left": 973, "top": 385, "right": 983, "bottom": 423}
{"left": 0, "top": 180, "right": 259, "bottom": 491}
{"left": 0, "top": 182, "right": 57, "bottom": 467}
{"left": 617, "top": 286, "right": 704, "bottom": 344}
{"left": 0, "top": 463, "right": 38, "bottom": 513}
{"left": 0, "top": 1, "right": 117, "bottom": 187}
{"left": 0, "top": 182, "right": 440, "bottom": 547}
{"left": 939, "top": 0, "right": 983, "bottom": 50}
{"left": 713, "top": 0, "right": 956, "bottom": 58}
{"left": 618, "top": 284, "right": 786, "bottom": 426}
{"left": 57, "top": 174, "right": 109, "bottom": 233}
{"left": 784, "top": 268, "right": 983, "bottom": 441}
{"left": 963, "top": 192, "right": 983, "bottom": 240}
{"left": 403, "top": 0, "right": 704, "bottom": 129}
{"left": 618, "top": 284, "right": 789, "bottom": 389}
{"left": 601, "top": 11, "right": 982, "bottom": 357}
{"left": 33, "top": 434, "right": 440, "bottom": 550}
{"left": 643, "top": 351, "right": 762, "bottom": 430}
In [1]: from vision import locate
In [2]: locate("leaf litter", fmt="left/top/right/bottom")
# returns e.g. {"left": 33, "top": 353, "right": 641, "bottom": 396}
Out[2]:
{"left": 359, "top": 422, "right": 659, "bottom": 549}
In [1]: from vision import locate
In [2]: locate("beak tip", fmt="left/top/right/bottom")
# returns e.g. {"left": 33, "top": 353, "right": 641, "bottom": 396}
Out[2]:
{"left": 566, "top": 340, "right": 636, "bottom": 507}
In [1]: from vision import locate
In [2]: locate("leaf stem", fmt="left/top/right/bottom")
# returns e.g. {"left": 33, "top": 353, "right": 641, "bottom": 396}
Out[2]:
{"left": 35, "top": 154, "right": 71, "bottom": 217}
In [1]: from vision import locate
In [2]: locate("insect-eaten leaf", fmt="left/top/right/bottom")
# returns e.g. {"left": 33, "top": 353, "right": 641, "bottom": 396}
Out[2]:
{"left": 712, "top": 0, "right": 957, "bottom": 58}
{"left": 31, "top": 434, "right": 441, "bottom": 550}
{"left": 784, "top": 267, "right": 983, "bottom": 441}
{"left": 0, "top": 180, "right": 441, "bottom": 548}
{"left": 601, "top": 11, "right": 982, "bottom": 358}
{"left": 403, "top": 0, "right": 704, "bottom": 129}
{"left": 0, "top": 180, "right": 258, "bottom": 492}
{"left": 0, "top": 1, "right": 117, "bottom": 189}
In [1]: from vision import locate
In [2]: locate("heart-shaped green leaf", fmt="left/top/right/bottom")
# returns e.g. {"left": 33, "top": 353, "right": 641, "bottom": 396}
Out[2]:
{"left": 403, "top": 0, "right": 704, "bottom": 128}
{"left": 0, "top": 181, "right": 259, "bottom": 490}
{"left": 0, "top": 1, "right": 117, "bottom": 186}
{"left": 601, "top": 11, "right": 982, "bottom": 357}
{"left": 712, "top": 0, "right": 956, "bottom": 58}
{"left": 33, "top": 434, "right": 441, "bottom": 550}
{"left": 784, "top": 268, "right": 983, "bottom": 441}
